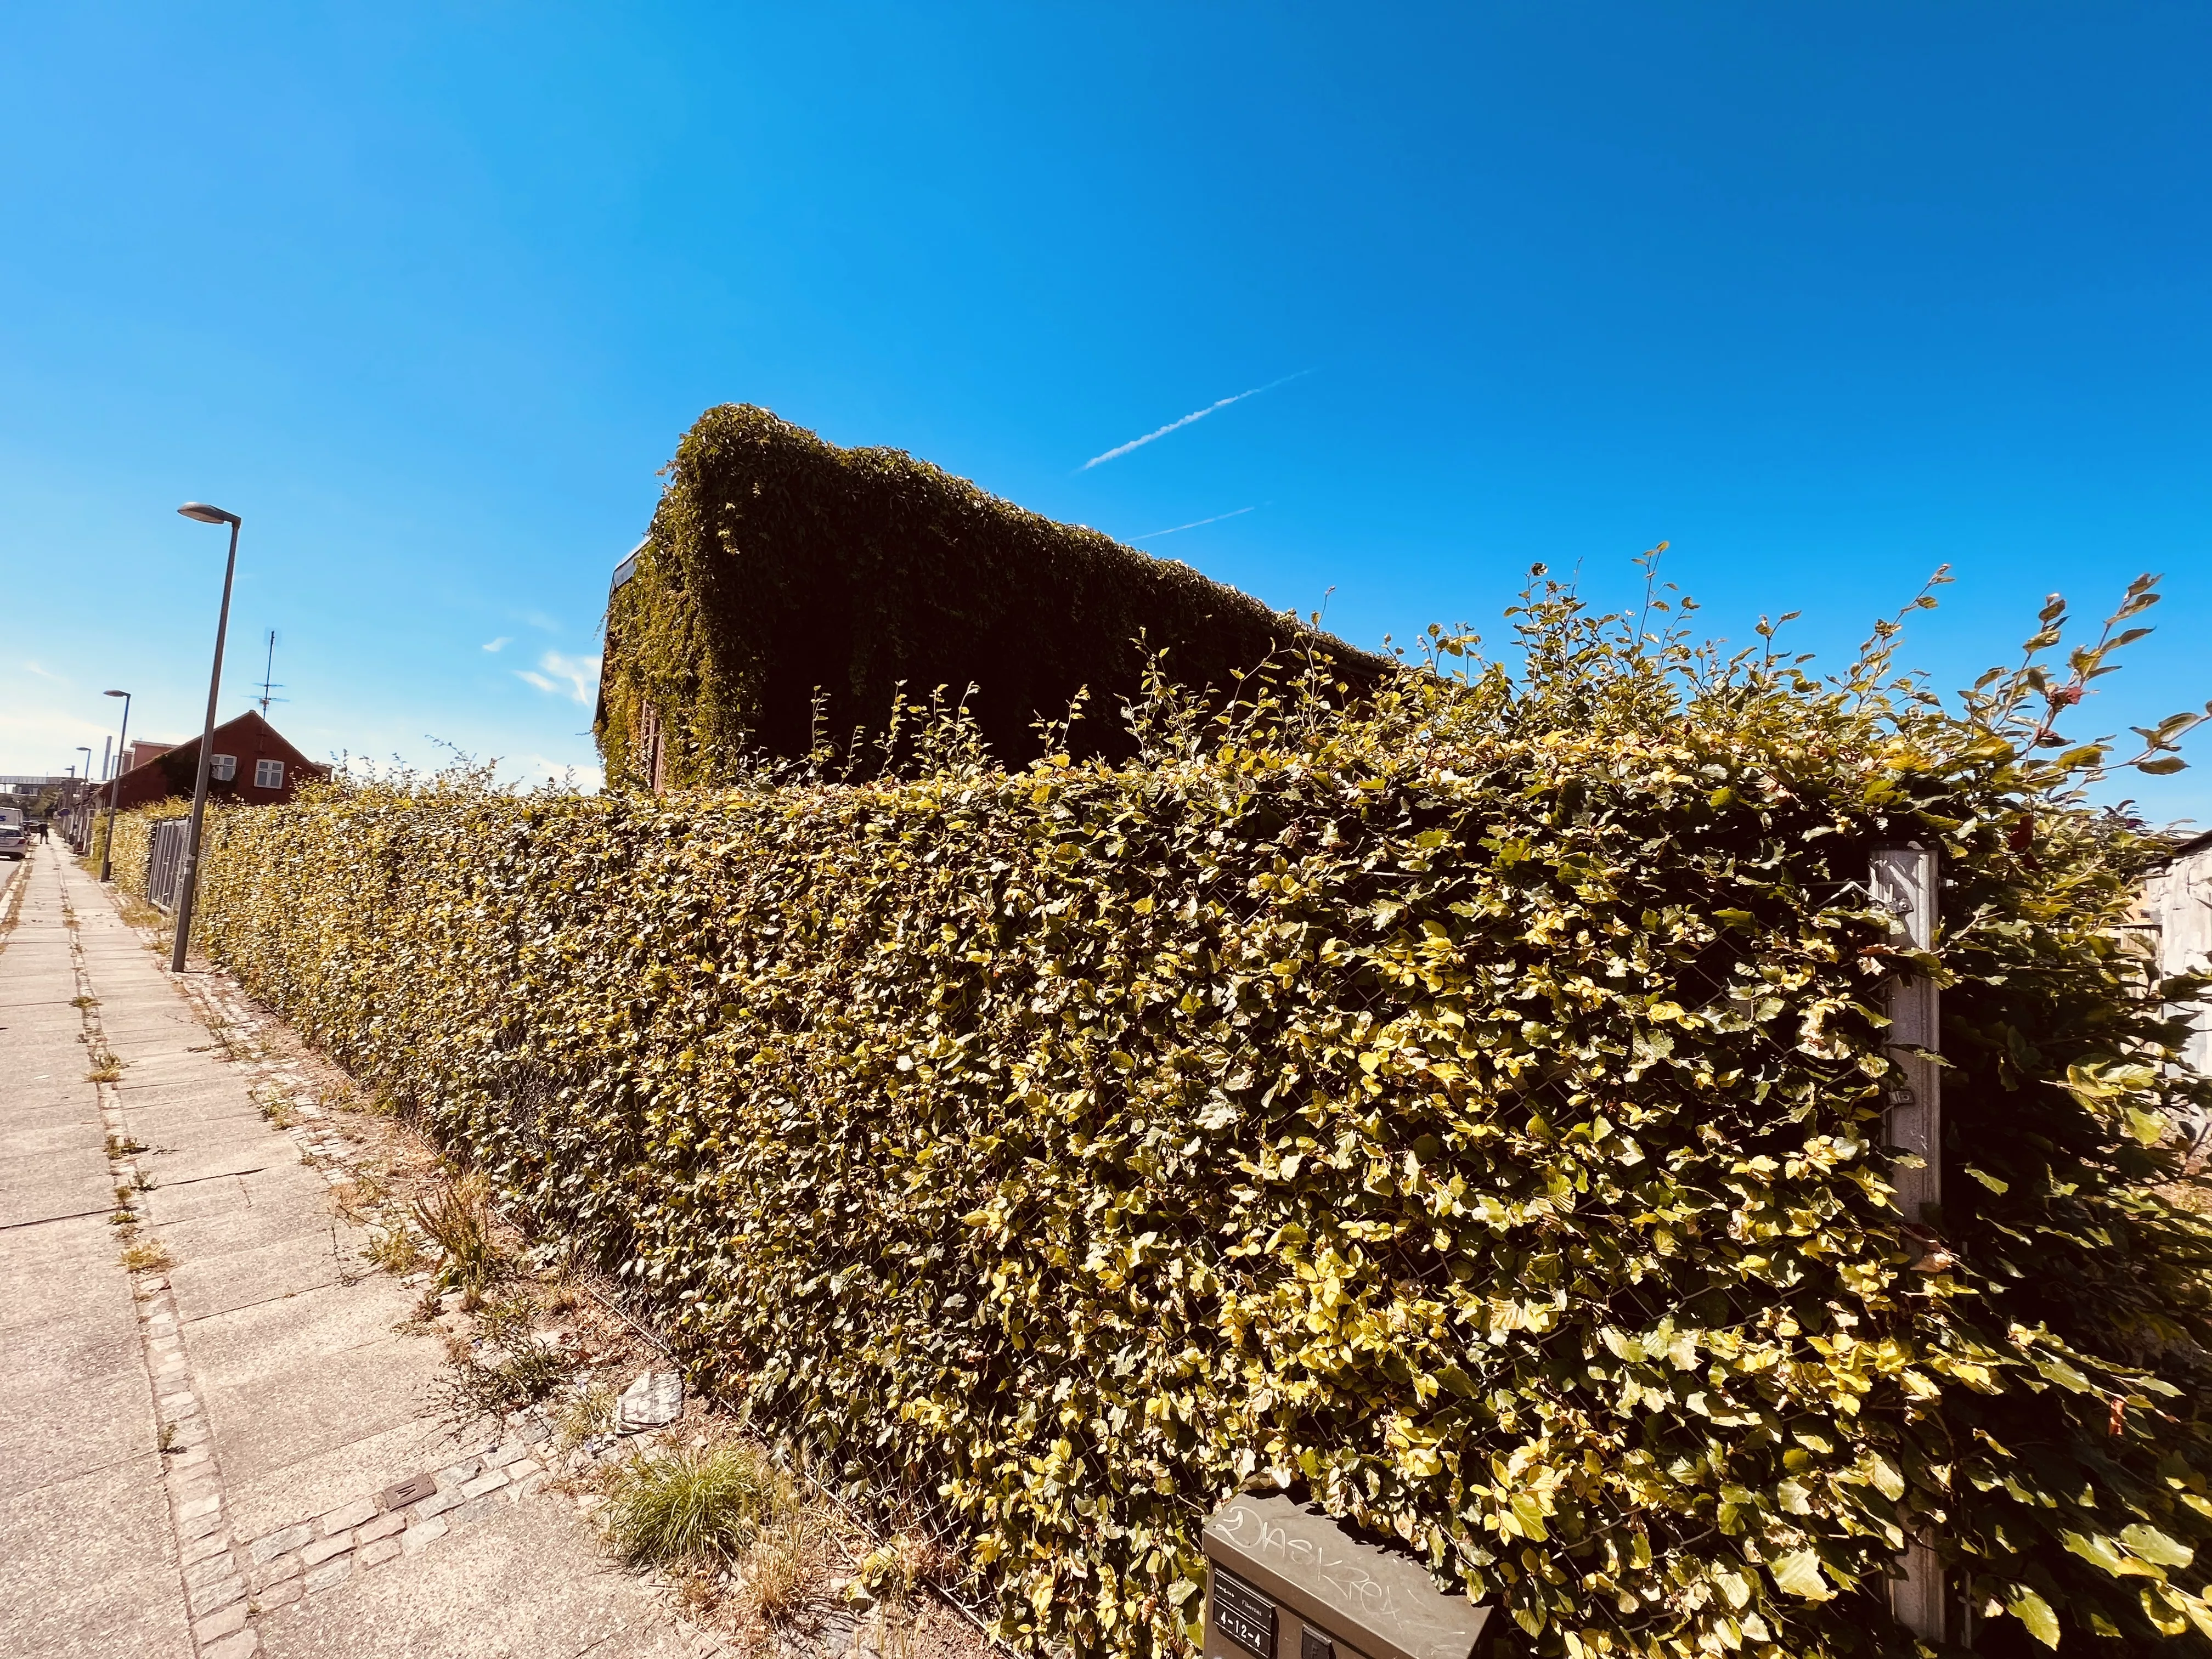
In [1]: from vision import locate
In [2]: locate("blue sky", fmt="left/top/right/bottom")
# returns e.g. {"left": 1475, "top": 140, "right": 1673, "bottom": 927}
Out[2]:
{"left": 3, "top": 4, "right": 2207, "bottom": 820}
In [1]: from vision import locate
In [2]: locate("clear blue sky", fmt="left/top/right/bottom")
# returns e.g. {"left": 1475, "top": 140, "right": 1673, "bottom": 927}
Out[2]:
{"left": 3, "top": 5, "right": 2207, "bottom": 821}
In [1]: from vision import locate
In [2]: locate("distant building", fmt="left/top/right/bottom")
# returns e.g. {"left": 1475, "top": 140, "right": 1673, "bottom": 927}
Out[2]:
{"left": 121, "top": 739, "right": 176, "bottom": 773}
{"left": 106, "top": 711, "right": 328, "bottom": 812}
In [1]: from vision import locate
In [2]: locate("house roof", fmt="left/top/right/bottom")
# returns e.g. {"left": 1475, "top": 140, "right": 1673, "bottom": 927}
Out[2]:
{"left": 108, "top": 709, "right": 324, "bottom": 792}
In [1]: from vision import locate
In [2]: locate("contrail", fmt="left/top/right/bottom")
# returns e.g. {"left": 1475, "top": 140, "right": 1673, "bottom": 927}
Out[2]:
{"left": 1132, "top": 506, "right": 1256, "bottom": 541}
{"left": 1081, "top": 371, "right": 1310, "bottom": 470}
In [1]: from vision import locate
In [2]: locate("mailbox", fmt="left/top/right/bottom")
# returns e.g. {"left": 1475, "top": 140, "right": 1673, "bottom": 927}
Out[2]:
{"left": 1203, "top": 1494, "right": 1493, "bottom": 1659}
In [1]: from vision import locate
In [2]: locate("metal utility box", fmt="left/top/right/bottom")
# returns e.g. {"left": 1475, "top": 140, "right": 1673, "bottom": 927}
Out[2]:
{"left": 1203, "top": 1494, "right": 1493, "bottom": 1659}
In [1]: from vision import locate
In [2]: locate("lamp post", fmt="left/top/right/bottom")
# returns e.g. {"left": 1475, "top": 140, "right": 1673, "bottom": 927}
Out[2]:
{"left": 75, "top": 748, "right": 93, "bottom": 839}
{"left": 171, "top": 502, "right": 241, "bottom": 974}
{"left": 98, "top": 690, "right": 132, "bottom": 882}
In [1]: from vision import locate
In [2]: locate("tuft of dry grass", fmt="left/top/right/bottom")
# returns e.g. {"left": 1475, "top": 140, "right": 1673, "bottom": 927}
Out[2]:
{"left": 555, "top": 1383, "right": 620, "bottom": 1448}
{"left": 738, "top": 1513, "right": 831, "bottom": 1626}
{"left": 114, "top": 891, "right": 166, "bottom": 931}
{"left": 86, "top": 1045, "right": 124, "bottom": 1082}
{"left": 540, "top": 1271, "right": 595, "bottom": 1317}
{"left": 603, "top": 1441, "right": 795, "bottom": 1571}
{"left": 121, "top": 1239, "right": 173, "bottom": 1274}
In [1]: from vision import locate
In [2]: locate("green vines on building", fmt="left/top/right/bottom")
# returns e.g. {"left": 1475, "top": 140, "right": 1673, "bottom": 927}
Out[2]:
{"left": 117, "top": 573, "right": 2212, "bottom": 1658}
{"left": 595, "top": 405, "right": 1391, "bottom": 787}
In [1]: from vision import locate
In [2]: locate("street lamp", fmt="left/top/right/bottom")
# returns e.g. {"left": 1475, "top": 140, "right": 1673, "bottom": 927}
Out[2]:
{"left": 75, "top": 748, "right": 93, "bottom": 826}
{"left": 171, "top": 501, "right": 241, "bottom": 974}
{"left": 98, "top": 689, "right": 132, "bottom": 882}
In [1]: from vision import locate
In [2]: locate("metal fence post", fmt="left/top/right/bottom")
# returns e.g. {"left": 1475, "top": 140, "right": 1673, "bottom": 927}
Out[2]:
{"left": 1874, "top": 840, "right": 1944, "bottom": 1642}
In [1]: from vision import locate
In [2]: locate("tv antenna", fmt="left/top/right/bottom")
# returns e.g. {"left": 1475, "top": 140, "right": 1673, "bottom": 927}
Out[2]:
{"left": 254, "top": 630, "right": 287, "bottom": 716}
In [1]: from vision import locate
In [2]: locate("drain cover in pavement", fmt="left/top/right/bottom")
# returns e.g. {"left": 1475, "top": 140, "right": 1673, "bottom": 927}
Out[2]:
{"left": 380, "top": 1472, "right": 437, "bottom": 1510}
{"left": 617, "top": 1369, "right": 684, "bottom": 1434}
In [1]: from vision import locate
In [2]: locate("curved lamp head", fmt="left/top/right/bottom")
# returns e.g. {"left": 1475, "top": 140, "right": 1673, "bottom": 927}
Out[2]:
{"left": 177, "top": 502, "right": 239, "bottom": 526}
{"left": 104, "top": 689, "right": 128, "bottom": 698}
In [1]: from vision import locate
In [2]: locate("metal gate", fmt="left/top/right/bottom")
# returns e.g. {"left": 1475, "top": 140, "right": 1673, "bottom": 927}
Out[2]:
{"left": 146, "top": 817, "right": 190, "bottom": 912}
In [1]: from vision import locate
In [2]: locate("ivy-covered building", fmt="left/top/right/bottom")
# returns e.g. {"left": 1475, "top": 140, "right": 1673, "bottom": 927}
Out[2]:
{"left": 595, "top": 405, "right": 1391, "bottom": 788}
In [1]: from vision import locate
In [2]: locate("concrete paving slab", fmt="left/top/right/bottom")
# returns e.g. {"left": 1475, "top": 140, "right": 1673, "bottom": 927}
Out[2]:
{"left": 0, "top": 1364, "right": 160, "bottom": 1504}
{"left": 255, "top": 1499, "right": 688, "bottom": 1659}
{"left": 0, "top": 1458, "right": 190, "bottom": 1659}
{"left": 199, "top": 1318, "right": 445, "bottom": 1486}
{"left": 149, "top": 1196, "right": 341, "bottom": 1265}
{"left": 0, "top": 1221, "right": 142, "bottom": 1329}
{"left": 225, "top": 1414, "right": 458, "bottom": 1543}
{"left": 167, "top": 1224, "right": 352, "bottom": 1322}
{"left": 1, "top": 1115, "right": 112, "bottom": 1159}
{"left": 137, "top": 1170, "right": 258, "bottom": 1224}
{"left": 0, "top": 1169, "right": 125, "bottom": 1229}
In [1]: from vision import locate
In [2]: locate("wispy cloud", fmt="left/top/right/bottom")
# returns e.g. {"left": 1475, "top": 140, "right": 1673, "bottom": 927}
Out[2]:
{"left": 515, "top": 650, "right": 601, "bottom": 706}
{"left": 1081, "top": 371, "right": 1311, "bottom": 470}
{"left": 1133, "top": 506, "right": 1257, "bottom": 541}
{"left": 482, "top": 636, "right": 511, "bottom": 653}
{"left": 22, "top": 659, "right": 63, "bottom": 681}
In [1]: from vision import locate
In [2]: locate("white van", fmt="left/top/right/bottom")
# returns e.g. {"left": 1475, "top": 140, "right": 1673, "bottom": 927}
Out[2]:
{"left": 0, "top": 805, "right": 24, "bottom": 861}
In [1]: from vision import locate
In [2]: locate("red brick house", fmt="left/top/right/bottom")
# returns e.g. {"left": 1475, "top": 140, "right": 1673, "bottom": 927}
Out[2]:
{"left": 108, "top": 711, "right": 329, "bottom": 811}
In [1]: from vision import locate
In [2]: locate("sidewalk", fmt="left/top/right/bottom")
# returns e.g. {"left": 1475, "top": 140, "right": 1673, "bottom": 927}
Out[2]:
{"left": 0, "top": 844, "right": 689, "bottom": 1658}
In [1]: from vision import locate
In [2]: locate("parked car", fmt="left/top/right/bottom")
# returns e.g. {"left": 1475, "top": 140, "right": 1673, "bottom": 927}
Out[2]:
{"left": 0, "top": 806, "right": 25, "bottom": 861}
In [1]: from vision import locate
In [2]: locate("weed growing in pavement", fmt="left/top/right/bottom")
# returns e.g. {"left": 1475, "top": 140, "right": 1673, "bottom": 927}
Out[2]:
{"left": 157, "top": 1422, "right": 179, "bottom": 1453}
{"left": 413, "top": 1169, "right": 500, "bottom": 1308}
{"left": 120, "top": 1239, "right": 172, "bottom": 1273}
{"left": 603, "top": 1441, "right": 796, "bottom": 1571}
{"left": 104, "top": 1133, "right": 147, "bottom": 1158}
{"left": 499, "top": 1339, "right": 575, "bottom": 1401}
{"left": 477, "top": 1290, "right": 539, "bottom": 1347}
{"left": 365, "top": 1223, "right": 425, "bottom": 1276}
{"left": 70, "top": 994, "right": 97, "bottom": 1009}
{"left": 85, "top": 1044, "right": 123, "bottom": 1082}
{"left": 131, "top": 1169, "right": 156, "bottom": 1192}
{"left": 113, "top": 891, "right": 165, "bottom": 932}
{"left": 852, "top": 1531, "right": 955, "bottom": 1612}
{"left": 257, "top": 1094, "right": 297, "bottom": 1129}
{"left": 431, "top": 1335, "right": 576, "bottom": 1424}
{"left": 739, "top": 1512, "right": 831, "bottom": 1627}
{"left": 348, "top": 1167, "right": 390, "bottom": 1205}
{"left": 555, "top": 1383, "right": 620, "bottom": 1448}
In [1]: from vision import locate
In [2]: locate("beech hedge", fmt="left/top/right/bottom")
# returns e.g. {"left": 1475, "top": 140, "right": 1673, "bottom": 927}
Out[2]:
{"left": 124, "top": 574, "right": 2212, "bottom": 1658}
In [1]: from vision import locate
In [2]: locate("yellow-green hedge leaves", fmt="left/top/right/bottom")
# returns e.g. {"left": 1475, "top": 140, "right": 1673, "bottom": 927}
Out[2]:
{"left": 135, "top": 586, "right": 2212, "bottom": 1659}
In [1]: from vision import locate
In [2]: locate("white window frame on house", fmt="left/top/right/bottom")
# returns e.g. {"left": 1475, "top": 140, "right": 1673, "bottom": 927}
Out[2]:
{"left": 255, "top": 759, "right": 285, "bottom": 788}
{"left": 208, "top": 754, "right": 237, "bottom": 782}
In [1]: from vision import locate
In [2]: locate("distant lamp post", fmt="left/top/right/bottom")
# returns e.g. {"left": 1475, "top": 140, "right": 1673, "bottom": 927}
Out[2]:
{"left": 171, "top": 501, "right": 242, "bottom": 974}
{"left": 98, "top": 689, "right": 132, "bottom": 882}
{"left": 75, "top": 748, "right": 93, "bottom": 817}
